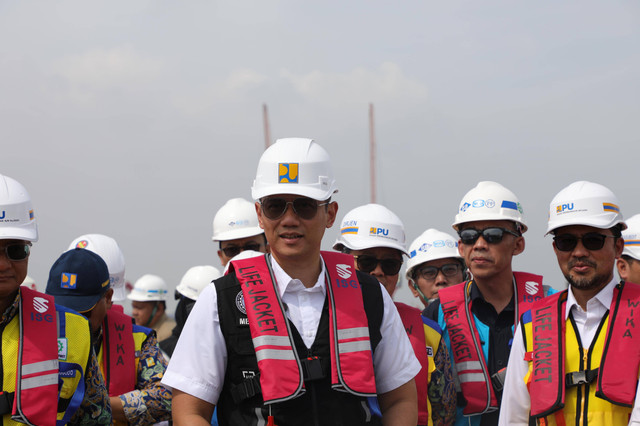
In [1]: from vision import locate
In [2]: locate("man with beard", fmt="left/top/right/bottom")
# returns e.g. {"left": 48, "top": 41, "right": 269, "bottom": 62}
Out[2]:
{"left": 499, "top": 181, "right": 640, "bottom": 425}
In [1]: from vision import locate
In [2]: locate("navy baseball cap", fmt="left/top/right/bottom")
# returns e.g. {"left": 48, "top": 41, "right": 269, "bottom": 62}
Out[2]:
{"left": 46, "top": 248, "right": 110, "bottom": 313}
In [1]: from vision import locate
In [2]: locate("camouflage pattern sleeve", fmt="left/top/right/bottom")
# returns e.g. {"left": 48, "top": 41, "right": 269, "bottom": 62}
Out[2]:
{"left": 70, "top": 348, "right": 112, "bottom": 425}
{"left": 119, "top": 332, "right": 172, "bottom": 425}
{"left": 428, "top": 341, "right": 457, "bottom": 426}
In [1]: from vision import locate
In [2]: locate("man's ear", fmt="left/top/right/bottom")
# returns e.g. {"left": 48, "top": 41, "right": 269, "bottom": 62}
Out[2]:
{"left": 255, "top": 202, "right": 265, "bottom": 229}
{"left": 617, "top": 258, "right": 629, "bottom": 281}
{"left": 326, "top": 201, "right": 338, "bottom": 228}
{"left": 105, "top": 288, "right": 114, "bottom": 310}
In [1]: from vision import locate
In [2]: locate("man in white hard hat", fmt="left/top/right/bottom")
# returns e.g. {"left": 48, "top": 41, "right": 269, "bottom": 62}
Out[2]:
{"left": 165, "top": 138, "right": 420, "bottom": 425}
{"left": 406, "top": 229, "right": 467, "bottom": 307}
{"left": 213, "top": 198, "right": 269, "bottom": 267}
{"left": 617, "top": 214, "right": 640, "bottom": 285}
{"left": 334, "top": 204, "right": 456, "bottom": 426}
{"left": 0, "top": 174, "right": 112, "bottom": 424}
{"left": 500, "top": 181, "right": 640, "bottom": 425}
{"left": 159, "top": 265, "right": 221, "bottom": 358}
{"left": 424, "top": 181, "right": 554, "bottom": 426}
{"left": 65, "top": 235, "right": 173, "bottom": 425}
{"left": 128, "top": 274, "right": 176, "bottom": 341}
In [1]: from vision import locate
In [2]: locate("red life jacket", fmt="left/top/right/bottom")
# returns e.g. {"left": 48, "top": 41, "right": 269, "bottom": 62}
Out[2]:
{"left": 527, "top": 282, "right": 640, "bottom": 417}
{"left": 395, "top": 302, "right": 429, "bottom": 425}
{"left": 12, "top": 287, "right": 59, "bottom": 426}
{"left": 228, "top": 251, "right": 376, "bottom": 404}
{"left": 102, "top": 309, "right": 136, "bottom": 396}
{"left": 439, "top": 271, "right": 544, "bottom": 415}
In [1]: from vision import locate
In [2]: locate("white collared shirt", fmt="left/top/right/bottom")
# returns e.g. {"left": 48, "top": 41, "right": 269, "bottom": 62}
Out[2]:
{"left": 498, "top": 278, "right": 640, "bottom": 426}
{"left": 162, "top": 255, "right": 420, "bottom": 405}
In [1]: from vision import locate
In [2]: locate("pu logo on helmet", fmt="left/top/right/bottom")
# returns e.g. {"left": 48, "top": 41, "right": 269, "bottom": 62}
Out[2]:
{"left": 278, "top": 163, "right": 299, "bottom": 183}
{"left": 556, "top": 203, "right": 574, "bottom": 213}
{"left": 75, "top": 240, "right": 89, "bottom": 249}
{"left": 460, "top": 202, "right": 470, "bottom": 212}
{"left": 419, "top": 243, "right": 432, "bottom": 252}
{"left": 336, "top": 264, "right": 352, "bottom": 279}
{"left": 369, "top": 227, "right": 389, "bottom": 236}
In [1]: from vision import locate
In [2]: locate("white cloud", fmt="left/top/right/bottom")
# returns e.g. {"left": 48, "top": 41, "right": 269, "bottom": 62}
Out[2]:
{"left": 280, "top": 62, "right": 428, "bottom": 105}
{"left": 53, "top": 45, "right": 163, "bottom": 94}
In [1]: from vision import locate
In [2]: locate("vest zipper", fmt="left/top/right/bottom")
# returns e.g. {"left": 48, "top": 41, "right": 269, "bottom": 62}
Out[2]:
{"left": 464, "top": 285, "right": 492, "bottom": 412}
{"left": 579, "top": 348, "right": 588, "bottom": 426}
{"left": 307, "top": 349, "right": 320, "bottom": 426}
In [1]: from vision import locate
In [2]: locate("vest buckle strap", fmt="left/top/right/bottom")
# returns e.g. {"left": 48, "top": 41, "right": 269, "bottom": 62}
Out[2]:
{"left": 230, "top": 375, "right": 262, "bottom": 404}
{"left": 565, "top": 369, "right": 598, "bottom": 388}
{"left": 491, "top": 367, "right": 507, "bottom": 392}
{"left": 0, "top": 391, "right": 15, "bottom": 415}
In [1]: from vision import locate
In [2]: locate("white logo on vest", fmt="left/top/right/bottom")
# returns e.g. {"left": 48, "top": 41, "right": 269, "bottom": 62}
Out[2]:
{"left": 525, "top": 281, "right": 539, "bottom": 295}
{"left": 235, "top": 291, "right": 246, "bottom": 314}
{"left": 336, "top": 264, "right": 351, "bottom": 279}
{"left": 33, "top": 297, "right": 49, "bottom": 313}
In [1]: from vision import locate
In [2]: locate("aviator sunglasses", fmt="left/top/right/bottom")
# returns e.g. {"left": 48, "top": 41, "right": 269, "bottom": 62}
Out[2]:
{"left": 353, "top": 255, "right": 403, "bottom": 276}
{"left": 260, "top": 197, "right": 329, "bottom": 221}
{"left": 459, "top": 227, "right": 520, "bottom": 245}
{"left": 415, "top": 263, "right": 462, "bottom": 281}
{"left": 0, "top": 243, "right": 31, "bottom": 261}
{"left": 221, "top": 242, "right": 263, "bottom": 258}
{"left": 553, "top": 233, "right": 615, "bottom": 252}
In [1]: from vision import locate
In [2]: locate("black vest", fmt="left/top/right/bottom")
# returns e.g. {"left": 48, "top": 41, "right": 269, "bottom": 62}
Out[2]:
{"left": 215, "top": 270, "right": 384, "bottom": 426}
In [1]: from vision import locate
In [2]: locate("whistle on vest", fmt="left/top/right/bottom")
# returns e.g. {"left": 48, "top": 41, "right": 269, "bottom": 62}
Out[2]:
{"left": 267, "top": 415, "right": 278, "bottom": 426}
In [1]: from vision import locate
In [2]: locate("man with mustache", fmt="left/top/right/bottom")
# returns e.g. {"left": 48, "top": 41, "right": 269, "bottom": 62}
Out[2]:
{"left": 500, "top": 181, "right": 640, "bottom": 425}
{"left": 424, "top": 181, "right": 554, "bottom": 425}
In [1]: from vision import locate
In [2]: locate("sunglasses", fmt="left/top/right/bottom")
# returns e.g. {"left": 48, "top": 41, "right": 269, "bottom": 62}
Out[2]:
{"left": 553, "top": 233, "right": 615, "bottom": 252}
{"left": 353, "top": 255, "right": 403, "bottom": 276}
{"left": 459, "top": 227, "right": 520, "bottom": 245}
{"left": 415, "top": 263, "right": 462, "bottom": 281}
{"left": 1, "top": 243, "right": 31, "bottom": 261}
{"left": 260, "top": 197, "right": 329, "bottom": 221}
{"left": 221, "top": 242, "right": 263, "bottom": 258}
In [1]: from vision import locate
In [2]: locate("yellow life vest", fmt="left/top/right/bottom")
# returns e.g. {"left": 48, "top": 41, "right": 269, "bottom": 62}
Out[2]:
{"left": 1, "top": 291, "right": 92, "bottom": 426}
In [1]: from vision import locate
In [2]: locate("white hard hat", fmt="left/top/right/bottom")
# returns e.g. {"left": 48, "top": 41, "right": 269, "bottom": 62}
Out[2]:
{"left": 251, "top": 138, "right": 338, "bottom": 201}
{"left": 622, "top": 214, "right": 640, "bottom": 260}
{"left": 453, "top": 181, "right": 527, "bottom": 233}
{"left": 0, "top": 174, "right": 38, "bottom": 242}
{"left": 176, "top": 265, "right": 221, "bottom": 301}
{"left": 223, "top": 249, "right": 264, "bottom": 275}
{"left": 68, "top": 234, "right": 127, "bottom": 302}
{"left": 212, "top": 198, "right": 263, "bottom": 242}
{"left": 405, "top": 229, "right": 462, "bottom": 280}
{"left": 127, "top": 274, "right": 169, "bottom": 302}
{"left": 546, "top": 181, "right": 626, "bottom": 234}
{"left": 21, "top": 275, "right": 38, "bottom": 292}
{"left": 333, "top": 204, "right": 408, "bottom": 255}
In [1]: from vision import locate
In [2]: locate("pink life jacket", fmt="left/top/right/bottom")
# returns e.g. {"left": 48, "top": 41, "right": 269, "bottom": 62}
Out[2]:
{"left": 228, "top": 251, "right": 376, "bottom": 404}
{"left": 439, "top": 271, "right": 544, "bottom": 415}
{"left": 527, "top": 282, "right": 640, "bottom": 417}
{"left": 102, "top": 309, "right": 136, "bottom": 396}
{"left": 395, "top": 302, "right": 429, "bottom": 425}
{"left": 12, "top": 287, "right": 59, "bottom": 426}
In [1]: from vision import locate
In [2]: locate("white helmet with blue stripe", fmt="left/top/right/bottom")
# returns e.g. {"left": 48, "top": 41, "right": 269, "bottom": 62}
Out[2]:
{"left": 452, "top": 181, "right": 527, "bottom": 233}
{"left": 622, "top": 214, "right": 640, "bottom": 260}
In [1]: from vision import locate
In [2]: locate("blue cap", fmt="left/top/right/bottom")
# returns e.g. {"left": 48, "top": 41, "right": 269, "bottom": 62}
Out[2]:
{"left": 46, "top": 248, "right": 110, "bottom": 313}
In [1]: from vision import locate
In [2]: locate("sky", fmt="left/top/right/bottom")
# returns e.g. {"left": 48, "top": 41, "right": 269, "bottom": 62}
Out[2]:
{"left": 2, "top": 1, "right": 639, "bottom": 312}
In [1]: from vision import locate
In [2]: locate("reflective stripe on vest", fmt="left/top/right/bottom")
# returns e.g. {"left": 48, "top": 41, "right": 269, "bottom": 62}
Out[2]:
{"left": 525, "top": 282, "right": 640, "bottom": 420}
{"left": 12, "top": 287, "right": 59, "bottom": 426}
{"left": 395, "top": 302, "right": 429, "bottom": 425}
{"left": 102, "top": 309, "right": 136, "bottom": 396}
{"left": 229, "top": 251, "right": 376, "bottom": 404}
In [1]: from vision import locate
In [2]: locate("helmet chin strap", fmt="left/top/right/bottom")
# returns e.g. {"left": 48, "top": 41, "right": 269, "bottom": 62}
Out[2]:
{"left": 412, "top": 281, "right": 431, "bottom": 306}
{"left": 145, "top": 302, "right": 159, "bottom": 328}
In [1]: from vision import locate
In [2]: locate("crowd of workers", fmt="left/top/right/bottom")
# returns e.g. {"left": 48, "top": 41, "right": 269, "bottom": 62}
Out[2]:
{"left": 2, "top": 137, "right": 640, "bottom": 425}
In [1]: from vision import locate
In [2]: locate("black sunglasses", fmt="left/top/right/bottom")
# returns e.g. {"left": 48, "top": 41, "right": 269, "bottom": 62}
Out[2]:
{"left": 459, "top": 227, "right": 520, "bottom": 245}
{"left": 221, "top": 242, "right": 263, "bottom": 258}
{"left": 260, "top": 197, "right": 329, "bottom": 221}
{"left": 353, "top": 255, "right": 403, "bottom": 276}
{"left": 553, "top": 233, "right": 615, "bottom": 252}
{"left": 415, "top": 263, "right": 461, "bottom": 281}
{"left": 1, "top": 243, "right": 31, "bottom": 261}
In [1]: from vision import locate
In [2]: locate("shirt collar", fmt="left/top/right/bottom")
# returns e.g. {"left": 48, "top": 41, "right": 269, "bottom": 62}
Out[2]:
{"left": 565, "top": 276, "right": 617, "bottom": 320}
{"left": 269, "top": 254, "right": 327, "bottom": 297}
{"left": 0, "top": 291, "right": 21, "bottom": 327}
